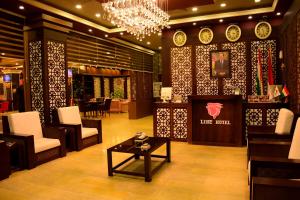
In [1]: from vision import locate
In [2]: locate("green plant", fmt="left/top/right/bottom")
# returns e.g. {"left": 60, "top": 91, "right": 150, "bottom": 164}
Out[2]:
{"left": 111, "top": 88, "right": 124, "bottom": 99}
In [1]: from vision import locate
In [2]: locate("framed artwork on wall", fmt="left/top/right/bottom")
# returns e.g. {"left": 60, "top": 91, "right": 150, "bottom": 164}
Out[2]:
{"left": 210, "top": 50, "right": 231, "bottom": 78}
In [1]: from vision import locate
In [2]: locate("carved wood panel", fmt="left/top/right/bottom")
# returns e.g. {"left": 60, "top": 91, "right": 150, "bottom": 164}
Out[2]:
{"left": 195, "top": 44, "right": 218, "bottom": 95}
{"left": 173, "top": 108, "right": 188, "bottom": 139}
{"left": 156, "top": 108, "right": 171, "bottom": 137}
{"left": 171, "top": 47, "right": 192, "bottom": 102}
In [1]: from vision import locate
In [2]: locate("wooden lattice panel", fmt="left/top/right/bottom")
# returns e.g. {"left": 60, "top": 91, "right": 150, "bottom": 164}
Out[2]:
{"left": 297, "top": 12, "right": 300, "bottom": 112}
{"left": 195, "top": 44, "right": 218, "bottom": 95}
{"left": 29, "top": 41, "right": 44, "bottom": 123}
{"left": 251, "top": 40, "right": 277, "bottom": 95}
{"left": 222, "top": 42, "right": 247, "bottom": 99}
{"left": 173, "top": 108, "right": 188, "bottom": 139}
{"left": 171, "top": 47, "right": 192, "bottom": 102}
{"left": 156, "top": 108, "right": 171, "bottom": 137}
{"left": 246, "top": 109, "right": 263, "bottom": 126}
{"left": 266, "top": 109, "right": 280, "bottom": 126}
{"left": 113, "top": 78, "right": 125, "bottom": 98}
{"left": 47, "top": 41, "right": 67, "bottom": 122}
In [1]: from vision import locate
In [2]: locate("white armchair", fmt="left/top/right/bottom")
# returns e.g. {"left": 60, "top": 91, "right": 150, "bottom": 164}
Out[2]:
{"left": 57, "top": 106, "right": 102, "bottom": 151}
{"left": 7, "top": 111, "right": 66, "bottom": 169}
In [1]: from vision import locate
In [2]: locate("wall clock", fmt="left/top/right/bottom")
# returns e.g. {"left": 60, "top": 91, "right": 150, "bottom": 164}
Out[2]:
{"left": 225, "top": 25, "right": 241, "bottom": 42}
{"left": 173, "top": 30, "right": 187, "bottom": 47}
{"left": 255, "top": 21, "right": 272, "bottom": 39}
{"left": 199, "top": 28, "right": 214, "bottom": 44}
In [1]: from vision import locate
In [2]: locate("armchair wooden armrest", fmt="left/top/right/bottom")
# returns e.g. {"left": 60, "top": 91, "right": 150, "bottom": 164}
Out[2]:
{"left": 248, "top": 132, "right": 292, "bottom": 140}
{"left": 248, "top": 140, "right": 291, "bottom": 159}
{"left": 82, "top": 119, "right": 102, "bottom": 143}
{"left": 43, "top": 126, "right": 67, "bottom": 157}
{"left": 252, "top": 177, "right": 300, "bottom": 200}
{"left": 3, "top": 134, "right": 35, "bottom": 169}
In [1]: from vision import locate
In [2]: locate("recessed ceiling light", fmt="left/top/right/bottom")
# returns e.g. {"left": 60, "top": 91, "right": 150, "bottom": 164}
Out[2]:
{"left": 276, "top": 12, "right": 281, "bottom": 16}
{"left": 254, "top": 0, "right": 261, "bottom": 3}
{"left": 75, "top": 4, "right": 82, "bottom": 9}
{"left": 95, "top": 13, "right": 101, "bottom": 18}
{"left": 192, "top": 7, "right": 198, "bottom": 12}
{"left": 120, "top": 32, "right": 124, "bottom": 35}
{"left": 158, "top": 32, "right": 162, "bottom": 36}
{"left": 105, "top": 34, "right": 108, "bottom": 38}
{"left": 16, "top": 63, "right": 19, "bottom": 65}
{"left": 158, "top": 46, "right": 162, "bottom": 50}
{"left": 88, "top": 29, "right": 92, "bottom": 32}
{"left": 106, "top": 52, "right": 110, "bottom": 55}
{"left": 167, "top": 26, "right": 171, "bottom": 29}
{"left": 220, "top": 3, "right": 226, "bottom": 7}
{"left": 219, "top": 19, "right": 224, "bottom": 22}
{"left": 19, "top": 5, "right": 24, "bottom": 10}
{"left": 248, "top": 16, "right": 253, "bottom": 19}
{"left": 147, "top": 41, "right": 151, "bottom": 45}
{"left": 1, "top": 53, "right": 5, "bottom": 56}
{"left": 193, "top": 22, "right": 197, "bottom": 26}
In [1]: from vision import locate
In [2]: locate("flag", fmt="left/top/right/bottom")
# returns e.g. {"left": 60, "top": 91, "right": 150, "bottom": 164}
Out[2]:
{"left": 282, "top": 84, "right": 290, "bottom": 97}
{"left": 274, "top": 85, "right": 281, "bottom": 98}
{"left": 267, "top": 46, "right": 274, "bottom": 85}
{"left": 256, "top": 48, "right": 264, "bottom": 95}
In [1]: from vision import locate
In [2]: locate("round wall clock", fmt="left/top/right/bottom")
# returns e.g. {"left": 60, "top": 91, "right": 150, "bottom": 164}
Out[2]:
{"left": 225, "top": 25, "right": 241, "bottom": 42}
{"left": 199, "top": 28, "right": 214, "bottom": 44}
{"left": 255, "top": 21, "right": 272, "bottom": 39}
{"left": 173, "top": 30, "right": 187, "bottom": 47}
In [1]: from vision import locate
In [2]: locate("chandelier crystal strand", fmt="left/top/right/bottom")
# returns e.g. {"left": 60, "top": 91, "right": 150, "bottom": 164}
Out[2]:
{"left": 102, "top": 0, "right": 169, "bottom": 40}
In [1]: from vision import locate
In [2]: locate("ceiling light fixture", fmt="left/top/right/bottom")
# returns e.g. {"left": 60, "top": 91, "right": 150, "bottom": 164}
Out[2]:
{"left": 254, "top": 0, "right": 261, "bottom": 3}
{"left": 192, "top": 7, "right": 198, "bottom": 12}
{"left": 248, "top": 16, "right": 253, "bottom": 19}
{"left": 193, "top": 22, "right": 197, "bottom": 26}
{"left": 276, "top": 12, "right": 281, "bottom": 16}
{"left": 88, "top": 29, "right": 92, "bottom": 32}
{"left": 220, "top": 3, "right": 226, "bottom": 7}
{"left": 120, "top": 32, "right": 124, "bottom": 35}
{"left": 1, "top": 53, "right": 5, "bottom": 56}
{"left": 158, "top": 46, "right": 162, "bottom": 50}
{"left": 75, "top": 4, "right": 82, "bottom": 9}
{"left": 19, "top": 5, "right": 24, "bottom": 10}
{"left": 105, "top": 34, "right": 109, "bottom": 37}
{"left": 219, "top": 19, "right": 224, "bottom": 22}
{"left": 95, "top": 13, "right": 101, "bottom": 18}
{"left": 101, "top": 0, "right": 169, "bottom": 41}
{"left": 158, "top": 32, "right": 162, "bottom": 36}
{"left": 147, "top": 41, "right": 151, "bottom": 45}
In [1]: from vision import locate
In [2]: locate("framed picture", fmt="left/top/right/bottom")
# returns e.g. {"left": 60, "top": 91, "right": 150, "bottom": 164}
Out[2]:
{"left": 210, "top": 50, "right": 231, "bottom": 78}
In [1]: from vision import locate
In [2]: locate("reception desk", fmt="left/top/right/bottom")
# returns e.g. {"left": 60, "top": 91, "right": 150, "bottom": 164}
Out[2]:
{"left": 187, "top": 95, "right": 243, "bottom": 146}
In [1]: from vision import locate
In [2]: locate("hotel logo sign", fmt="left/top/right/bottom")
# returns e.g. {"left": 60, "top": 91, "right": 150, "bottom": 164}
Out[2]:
{"left": 206, "top": 103, "right": 223, "bottom": 119}
{"left": 200, "top": 102, "right": 231, "bottom": 125}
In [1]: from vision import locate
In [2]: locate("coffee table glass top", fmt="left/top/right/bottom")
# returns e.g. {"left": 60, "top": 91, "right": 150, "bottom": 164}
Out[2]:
{"left": 108, "top": 137, "right": 168, "bottom": 154}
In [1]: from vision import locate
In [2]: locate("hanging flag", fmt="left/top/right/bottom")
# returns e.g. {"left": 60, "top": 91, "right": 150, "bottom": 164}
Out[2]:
{"left": 267, "top": 46, "right": 274, "bottom": 85}
{"left": 282, "top": 84, "right": 290, "bottom": 97}
{"left": 256, "top": 48, "right": 264, "bottom": 95}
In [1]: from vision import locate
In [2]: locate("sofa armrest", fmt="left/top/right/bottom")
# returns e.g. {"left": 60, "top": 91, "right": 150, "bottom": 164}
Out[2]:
{"left": 82, "top": 119, "right": 102, "bottom": 143}
{"left": 43, "top": 126, "right": 67, "bottom": 156}
{"left": 1, "top": 134, "right": 35, "bottom": 169}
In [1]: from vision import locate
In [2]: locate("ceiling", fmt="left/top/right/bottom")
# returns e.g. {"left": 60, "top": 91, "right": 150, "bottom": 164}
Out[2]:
{"left": 0, "top": 0, "right": 293, "bottom": 51}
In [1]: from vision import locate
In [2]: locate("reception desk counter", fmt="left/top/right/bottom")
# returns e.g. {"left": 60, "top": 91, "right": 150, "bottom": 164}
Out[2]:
{"left": 187, "top": 95, "right": 243, "bottom": 146}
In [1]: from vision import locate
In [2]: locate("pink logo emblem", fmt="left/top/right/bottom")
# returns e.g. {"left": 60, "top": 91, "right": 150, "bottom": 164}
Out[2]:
{"left": 206, "top": 103, "right": 223, "bottom": 119}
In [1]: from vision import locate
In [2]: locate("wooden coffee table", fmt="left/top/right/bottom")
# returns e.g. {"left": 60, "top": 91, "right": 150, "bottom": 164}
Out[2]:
{"left": 107, "top": 136, "right": 171, "bottom": 182}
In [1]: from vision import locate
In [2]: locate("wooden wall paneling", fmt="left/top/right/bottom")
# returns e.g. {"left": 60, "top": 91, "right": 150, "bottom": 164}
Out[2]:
{"left": 170, "top": 46, "right": 193, "bottom": 102}
{"left": 297, "top": 12, "right": 300, "bottom": 113}
{"left": 195, "top": 44, "right": 218, "bottom": 95}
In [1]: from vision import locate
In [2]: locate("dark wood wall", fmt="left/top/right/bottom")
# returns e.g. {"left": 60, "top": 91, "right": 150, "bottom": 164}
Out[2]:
{"left": 162, "top": 19, "right": 283, "bottom": 102}
{"left": 281, "top": 0, "right": 300, "bottom": 114}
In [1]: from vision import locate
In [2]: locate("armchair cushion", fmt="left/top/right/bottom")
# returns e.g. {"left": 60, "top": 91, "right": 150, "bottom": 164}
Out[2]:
{"left": 289, "top": 118, "right": 300, "bottom": 159}
{"left": 34, "top": 138, "right": 60, "bottom": 153}
{"left": 8, "top": 111, "right": 43, "bottom": 139}
{"left": 57, "top": 106, "right": 82, "bottom": 125}
{"left": 275, "top": 108, "right": 294, "bottom": 134}
{"left": 82, "top": 128, "right": 98, "bottom": 139}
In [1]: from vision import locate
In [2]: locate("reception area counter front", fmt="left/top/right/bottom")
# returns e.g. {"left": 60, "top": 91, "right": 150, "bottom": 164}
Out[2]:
{"left": 154, "top": 95, "right": 243, "bottom": 146}
{"left": 187, "top": 95, "right": 243, "bottom": 146}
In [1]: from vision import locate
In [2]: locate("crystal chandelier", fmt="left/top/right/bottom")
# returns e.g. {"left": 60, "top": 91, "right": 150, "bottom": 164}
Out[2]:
{"left": 102, "top": 0, "right": 169, "bottom": 41}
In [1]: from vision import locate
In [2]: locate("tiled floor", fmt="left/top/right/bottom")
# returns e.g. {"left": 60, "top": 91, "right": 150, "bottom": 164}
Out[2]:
{"left": 0, "top": 113, "right": 249, "bottom": 200}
